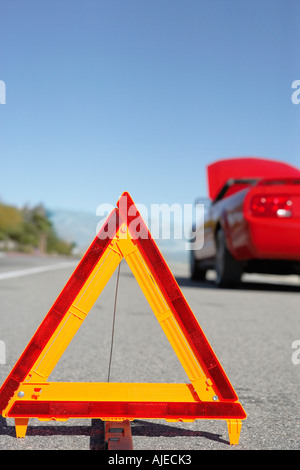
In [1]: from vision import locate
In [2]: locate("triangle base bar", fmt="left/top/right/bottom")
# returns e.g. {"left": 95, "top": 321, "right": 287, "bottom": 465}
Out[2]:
{"left": 8, "top": 400, "right": 246, "bottom": 421}
{"left": 10, "top": 400, "right": 245, "bottom": 445}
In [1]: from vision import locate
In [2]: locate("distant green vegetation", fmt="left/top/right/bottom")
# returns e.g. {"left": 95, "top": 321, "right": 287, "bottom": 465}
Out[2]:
{"left": 0, "top": 202, "right": 75, "bottom": 255}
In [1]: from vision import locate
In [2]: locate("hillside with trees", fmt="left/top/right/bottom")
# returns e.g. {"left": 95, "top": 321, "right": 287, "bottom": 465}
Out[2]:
{"left": 0, "top": 202, "right": 75, "bottom": 255}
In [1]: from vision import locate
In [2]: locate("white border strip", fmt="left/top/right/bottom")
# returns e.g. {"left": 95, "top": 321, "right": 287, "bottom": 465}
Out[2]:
{"left": 0, "top": 261, "right": 77, "bottom": 281}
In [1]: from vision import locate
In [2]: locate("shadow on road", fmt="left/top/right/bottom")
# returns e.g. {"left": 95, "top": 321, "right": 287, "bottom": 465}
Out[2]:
{"left": 89, "top": 418, "right": 229, "bottom": 449}
{"left": 0, "top": 416, "right": 229, "bottom": 448}
{"left": 130, "top": 419, "right": 229, "bottom": 445}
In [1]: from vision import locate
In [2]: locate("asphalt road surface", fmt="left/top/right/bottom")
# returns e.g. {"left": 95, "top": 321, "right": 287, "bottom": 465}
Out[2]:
{"left": 0, "top": 254, "right": 299, "bottom": 451}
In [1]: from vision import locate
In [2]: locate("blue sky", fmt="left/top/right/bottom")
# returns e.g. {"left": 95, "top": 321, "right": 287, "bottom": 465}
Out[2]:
{"left": 1, "top": 0, "right": 299, "bottom": 214}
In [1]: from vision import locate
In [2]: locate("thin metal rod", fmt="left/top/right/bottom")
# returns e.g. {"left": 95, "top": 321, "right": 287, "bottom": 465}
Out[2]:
{"left": 107, "top": 262, "right": 121, "bottom": 382}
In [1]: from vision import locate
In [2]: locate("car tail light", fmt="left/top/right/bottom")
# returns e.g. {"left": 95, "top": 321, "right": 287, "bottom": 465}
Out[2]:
{"left": 250, "top": 195, "right": 293, "bottom": 217}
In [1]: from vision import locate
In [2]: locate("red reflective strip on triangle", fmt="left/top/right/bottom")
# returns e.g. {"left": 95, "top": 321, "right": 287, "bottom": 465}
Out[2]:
{"left": 0, "top": 210, "right": 120, "bottom": 414}
{"left": 8, "top": 400, "right": 246, "bottom": 420}
{"left": 117, "top": 192, "right": 237, "bottom": 402}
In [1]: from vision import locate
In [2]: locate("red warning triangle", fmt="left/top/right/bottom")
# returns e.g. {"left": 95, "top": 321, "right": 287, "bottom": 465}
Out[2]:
{"left": 0, "top": 192, "right": 246, "bottom": 445}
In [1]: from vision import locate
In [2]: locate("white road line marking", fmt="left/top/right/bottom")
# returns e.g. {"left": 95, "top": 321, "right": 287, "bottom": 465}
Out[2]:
{"left": 0, "top": 261, "right": 77, "bottom": 280}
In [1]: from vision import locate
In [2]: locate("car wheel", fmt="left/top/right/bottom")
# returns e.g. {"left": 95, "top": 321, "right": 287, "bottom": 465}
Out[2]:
{"left": 190, "top": 249, "right": 207, "bottom": 281}
{"left": 215, "top": 229, "right": 242, "bottom": 287}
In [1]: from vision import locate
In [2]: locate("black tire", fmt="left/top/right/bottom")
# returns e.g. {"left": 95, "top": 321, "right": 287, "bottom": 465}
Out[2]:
{"left": 190, "top": 249, "right": 207, "bottom": 281}
{"left": 215, "top": 229, "right": 242, "bottom": 287}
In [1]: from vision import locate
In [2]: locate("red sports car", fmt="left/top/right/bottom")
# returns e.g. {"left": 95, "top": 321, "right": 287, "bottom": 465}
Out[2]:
{"left": 190, "top": 157, "right": 300, "bottom": 287}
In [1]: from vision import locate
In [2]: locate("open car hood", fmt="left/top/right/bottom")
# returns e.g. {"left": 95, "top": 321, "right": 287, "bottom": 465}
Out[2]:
{"left": 207, "top": 157, "right": 300, "bottom": 201}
